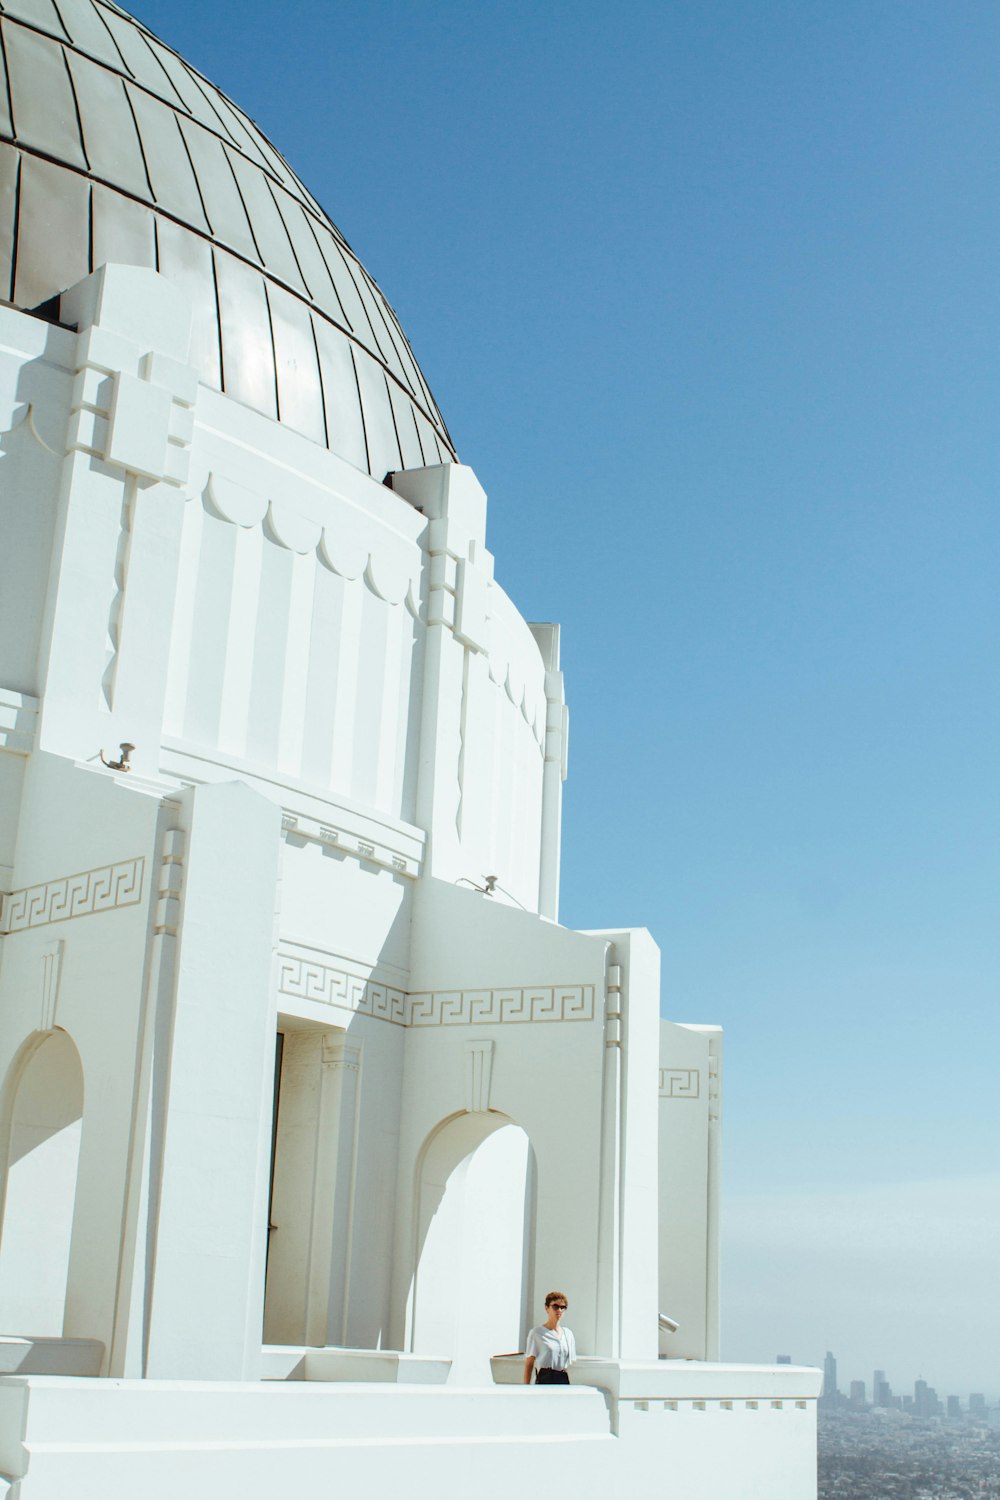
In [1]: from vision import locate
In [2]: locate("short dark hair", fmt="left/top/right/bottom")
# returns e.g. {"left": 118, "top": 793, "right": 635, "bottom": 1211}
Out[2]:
{"left": 544, "top": 1290, "right": 568, "bottom": 1307}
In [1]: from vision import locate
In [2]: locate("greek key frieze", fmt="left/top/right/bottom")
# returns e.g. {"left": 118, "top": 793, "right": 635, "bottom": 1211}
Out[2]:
{"left": 363, "top": 981, "right": 409, "bottom": 1025}
{"left": 0, "top": 858, "right": 145, "bottom": 934}
{"left": 406, "top": 983, "right": 595, "bottom": 1027}
{"left": 277, "top": 956, "right": 407, "bottom": 1026}
{"left": 276, "top": 959, "right": 596, "bottom": 1030}
{"left": 659, "top": 1067, "right": 700, "bottom": 1099}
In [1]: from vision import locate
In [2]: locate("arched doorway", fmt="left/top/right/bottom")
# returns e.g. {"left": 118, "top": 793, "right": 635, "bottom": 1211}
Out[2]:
{"left": 411, "top": 1112, "right": 535, "bottom": 1383}
{"left": 0, "top": 1030, "right": 84, "bottom": 1333}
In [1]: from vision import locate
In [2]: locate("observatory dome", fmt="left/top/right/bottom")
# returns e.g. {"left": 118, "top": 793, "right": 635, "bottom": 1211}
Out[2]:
{"left": 0, "top": 0, "right": 454, "bottom": 479}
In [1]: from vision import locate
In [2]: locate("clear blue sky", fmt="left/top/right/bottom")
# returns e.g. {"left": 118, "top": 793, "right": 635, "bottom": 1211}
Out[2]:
{"left": 131, "top": 0, "right": 1000, "bottom": 1393}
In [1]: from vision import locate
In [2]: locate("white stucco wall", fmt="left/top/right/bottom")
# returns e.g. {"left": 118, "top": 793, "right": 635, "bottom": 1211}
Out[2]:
{"left": 0, "top": 267, "right": 814, "bottom": 1499}
{"left": 0, "top": 268, "right": 556, "bottom": 919}
{"left": 0, "top": 1030, "right": 83, "bottom": 1334}
{"left": 659, "top": 1019, "right": 723, "bottom": 1360}
{"left": 0, "top": 273, "right": 573, "bottom": 1377}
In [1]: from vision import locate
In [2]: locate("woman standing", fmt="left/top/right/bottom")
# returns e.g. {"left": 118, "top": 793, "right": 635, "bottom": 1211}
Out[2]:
{"left": 523, "top": 1292, "right": 576, "bottom": 1384}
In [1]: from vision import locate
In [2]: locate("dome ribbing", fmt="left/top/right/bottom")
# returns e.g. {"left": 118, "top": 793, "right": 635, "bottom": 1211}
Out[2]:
{"left": 0, "top": 0, "right": 455, "bottom": 476}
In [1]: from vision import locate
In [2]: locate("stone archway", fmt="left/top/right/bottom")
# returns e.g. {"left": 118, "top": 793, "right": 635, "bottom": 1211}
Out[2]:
{"left": 0, "top": 1030, "right": 84, "bottom": 1333}
{"left": 410, "top": 1112, "right": 535, "bottom": 1383}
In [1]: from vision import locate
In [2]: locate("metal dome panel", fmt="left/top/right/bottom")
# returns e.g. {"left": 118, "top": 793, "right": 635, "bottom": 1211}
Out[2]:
{"left": 0, "top": 0, "right": 455, "bottom": 476}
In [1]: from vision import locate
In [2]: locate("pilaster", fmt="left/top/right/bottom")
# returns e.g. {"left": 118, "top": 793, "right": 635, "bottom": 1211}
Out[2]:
{"left": 35, "top": 265, "right": 196, "bottom": 776}
{"left": 320, "top": 1034, "right": 364, "bottom": 1346}
{"left": 391, "top": 464, "right": 494, "bottom": 883}
{"left": 530, "top": 624, "right": 568, "bottom": 921}
{"left": 141, "top": 779, "right": 282, "bottom": 1380}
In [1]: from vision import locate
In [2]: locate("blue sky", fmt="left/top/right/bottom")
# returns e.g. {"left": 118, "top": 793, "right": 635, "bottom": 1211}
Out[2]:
{"left": 131, "top": 0, "right": 1000, "bottom": 1392}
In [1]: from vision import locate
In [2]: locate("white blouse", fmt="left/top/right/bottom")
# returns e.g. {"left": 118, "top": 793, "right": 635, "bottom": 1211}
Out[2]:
{"left": 525, "top": 1324, "right": 576, "bottom": 1371}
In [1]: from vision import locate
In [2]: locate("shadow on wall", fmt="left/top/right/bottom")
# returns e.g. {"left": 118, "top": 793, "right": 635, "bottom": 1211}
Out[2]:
{"left": 0, "top": 1028, "right": 85, "bottom": 1335}
{"left": 409, "top": 1111, "right": 536, "bottom": 1384}
{"left": 0, "top": 335, "right": 71, "bottom": 701}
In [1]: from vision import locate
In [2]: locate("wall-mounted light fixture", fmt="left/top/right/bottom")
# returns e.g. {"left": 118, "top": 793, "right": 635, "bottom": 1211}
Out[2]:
{"left": 455, "top": 874, "right": 499, "bottom": 897}
{"left": 100, "top": 742, "right": 135, "bottom": 772}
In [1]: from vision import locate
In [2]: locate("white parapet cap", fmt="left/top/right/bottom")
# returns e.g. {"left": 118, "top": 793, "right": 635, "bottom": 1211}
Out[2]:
{"left": 571, "top": 1360, "right": 823, "bottom": 1401}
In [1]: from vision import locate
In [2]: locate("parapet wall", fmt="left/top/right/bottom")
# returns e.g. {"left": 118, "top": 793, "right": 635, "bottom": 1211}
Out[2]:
{"left": 0, "top": 1364, "right": 821, "bottom": 1500}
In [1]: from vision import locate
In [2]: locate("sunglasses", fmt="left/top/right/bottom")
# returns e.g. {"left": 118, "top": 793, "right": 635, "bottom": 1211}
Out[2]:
{"left": 548, "top": 1302, "right": 568, "bottom": 1310}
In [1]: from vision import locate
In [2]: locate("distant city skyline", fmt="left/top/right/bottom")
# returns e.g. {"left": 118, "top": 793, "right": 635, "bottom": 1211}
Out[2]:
{"left": 722, "top": 1174, "right": 1000, "bottom": 1393}
{"left": 810, "top": 1350, "right": 995, "bottom": 1410}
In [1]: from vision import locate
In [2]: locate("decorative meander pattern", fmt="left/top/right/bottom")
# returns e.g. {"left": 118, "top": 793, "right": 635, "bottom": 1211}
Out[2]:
{"left": 407, "top": 985, "right": 595, "bottom": 1027}
{"left": 0, "top": 857, "right": 145, "bottom": 933}
{"left": 659, "top": 1067, "right": 700, "bottom": 1099}
{"left": 276, "top": 955, "right": 596, "bottom": 1030}
{"left": 277, "top": 956, "right": 407, "bottom": 1026}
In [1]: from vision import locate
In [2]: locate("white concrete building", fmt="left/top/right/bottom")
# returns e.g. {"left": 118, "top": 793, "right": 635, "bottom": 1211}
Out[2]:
{"left": 0, "top": 3, "right": 820, "bottom": 1495}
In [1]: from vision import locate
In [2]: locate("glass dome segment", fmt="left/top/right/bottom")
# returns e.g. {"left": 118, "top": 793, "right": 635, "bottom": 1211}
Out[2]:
{"left": 0, "top": 0, "right": 455, "bottom": 477}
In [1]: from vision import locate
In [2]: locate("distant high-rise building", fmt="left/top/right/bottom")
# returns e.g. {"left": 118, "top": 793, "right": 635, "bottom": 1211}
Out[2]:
{"left": 947, "top": 1396, "right": 961, "bottom": 1419}
{"left": 776, "top": 1355, "right": 792, "bottom": 1365}
{"left": 914, "top": 1380, "right": 942, "bottom": 1419}
{"left": 873, "top": 1370, "right": 892, "bottom": 1408}
{"left": 970, "top": 1394, "right": 987, "bottom": 1416}
{"left": 849, "top": 1381, "right": 866, "bottom": 1409}
{"left": 823, "top": 1352, "right": 838, "bottom": 1402}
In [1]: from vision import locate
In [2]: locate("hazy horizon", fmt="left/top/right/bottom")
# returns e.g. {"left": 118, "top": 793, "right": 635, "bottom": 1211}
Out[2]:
{"left": 724, "top": 1174, "right": 1000, "bottom": 1397}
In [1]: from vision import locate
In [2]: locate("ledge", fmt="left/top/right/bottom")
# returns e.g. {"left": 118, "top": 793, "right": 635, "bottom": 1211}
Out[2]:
{"left": 261, "top": 1346, "right": 450, "bottom": 1384}
{"left": 0, "top": 1336, "right": 104, "bottom": 1377}
{"left": 160, "top": 738, "right": 426, "bottom": 877}
{"left": 574, "top": 1359, "right": 822, "bottom": 1400}
{"left": 0, "top": 687, "right": 39, "bottom": 757}
{"left": 492, "top": 1355, "right": 821, "bottom": 1400}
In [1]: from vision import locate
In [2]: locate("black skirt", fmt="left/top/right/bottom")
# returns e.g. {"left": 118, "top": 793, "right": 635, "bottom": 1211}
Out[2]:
{"left": 535, "top": 1368, "right": 570, "bottom": 1385}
